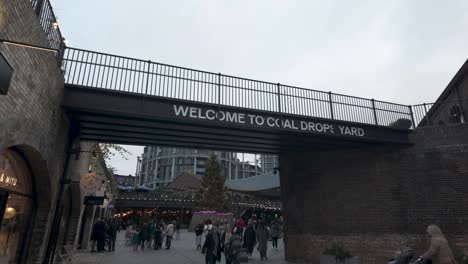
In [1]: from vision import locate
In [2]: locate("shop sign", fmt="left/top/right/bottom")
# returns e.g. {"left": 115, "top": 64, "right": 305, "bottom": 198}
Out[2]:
{"left": 0, "top": 169, "right": 17, "bottom": 187}
{"left": 83, "top": 196, "right": 105, "bottom": 205}
{"left": 172, "top": 104, "right": 366, "bottom": 137}
{"left": 0, "top": 52, "right": 13, "bottom": 95}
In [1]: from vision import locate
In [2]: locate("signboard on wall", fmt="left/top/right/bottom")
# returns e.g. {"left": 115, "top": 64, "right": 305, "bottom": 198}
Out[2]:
{"left": 0, "top": 52, "right": 13, "bottom": 95}
{"left": 83, "top": 196, "right": 105, "bottom": 206}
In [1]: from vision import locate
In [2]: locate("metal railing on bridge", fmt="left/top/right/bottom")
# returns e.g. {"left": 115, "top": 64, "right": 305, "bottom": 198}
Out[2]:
{"left": 62, "top": 47, "right": 414, "bottom": 129}
{"left": 29, "top": 0, "right": 66, "bottom": 60}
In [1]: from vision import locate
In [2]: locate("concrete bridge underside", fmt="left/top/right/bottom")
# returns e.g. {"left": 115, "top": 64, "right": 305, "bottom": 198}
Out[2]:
{"left": 63, "top": 85, "right": 411, "bottom": 154}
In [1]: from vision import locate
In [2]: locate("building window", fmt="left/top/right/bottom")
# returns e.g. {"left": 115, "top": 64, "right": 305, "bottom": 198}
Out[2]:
{"left": 449, "top": 105, "right": 464, "bottom": 124}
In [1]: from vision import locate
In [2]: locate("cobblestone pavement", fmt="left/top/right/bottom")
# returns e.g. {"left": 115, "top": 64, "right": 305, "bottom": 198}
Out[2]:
{"left": 71, "top": 230, "right": 287, "bottom": 264}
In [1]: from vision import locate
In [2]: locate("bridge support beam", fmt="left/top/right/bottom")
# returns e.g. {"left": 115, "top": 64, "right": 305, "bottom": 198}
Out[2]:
{"left": 279, "top": 124, "right": 468, "bottom": 263}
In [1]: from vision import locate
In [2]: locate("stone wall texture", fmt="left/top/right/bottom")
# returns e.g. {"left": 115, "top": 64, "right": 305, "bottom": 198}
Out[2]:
{"left": 0, "top": 0, "right": 69, "bottom": 262}
{"left": 280, "top": 124, "right": 468, "bottom": 263}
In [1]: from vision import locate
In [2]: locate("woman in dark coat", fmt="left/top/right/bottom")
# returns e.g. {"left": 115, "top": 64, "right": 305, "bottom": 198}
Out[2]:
{"left": 154, "top": 224, "right": 163, "bottom": 250}
{"left": 256, "top": 222, "right": 270, "bottom": 260}
{"left": 243, "top": 222, "right": 256, "bottom": 259}
{"left": 139, "top": 222, "right": 150, "bottom": 251}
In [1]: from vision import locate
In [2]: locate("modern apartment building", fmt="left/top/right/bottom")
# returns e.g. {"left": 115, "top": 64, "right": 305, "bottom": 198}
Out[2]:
{"left": 136, "top": 146, "right": 274, "bottom": 189}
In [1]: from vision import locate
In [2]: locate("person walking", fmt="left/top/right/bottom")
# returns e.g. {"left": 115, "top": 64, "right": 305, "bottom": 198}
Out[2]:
{"left": 243, "top": 221, "right": 256, "bottom": 259}
{"left": 195, "top": 223, "right": 204, "bottom": 251}
{"left": 132, "top": 226, "right": 140, "bottom": 251}
{"left": 94, "top": 219, "right": 107, "bottom": 252}
{"left": 147, "top": 220, "right": 155, "bottom": 248}
{"left": 413, "top": 224, "right": 458, "bottom": 264}
{"left": 212, "top": 224, "right": 222, "bottom": 263}
{"left": 226, "top": 231, "right": 246, "bottom": 264}
{"left": 90, "top": 219, "right": 100, "bottom": 252}
{"left": 202, "top": 228, "right": 216, "bottom": 264}
{"left": 139, "top": 222, "right": 149, "bottom": 251}
{"left": 235, "top": 218, "right": 245, "bottom": 236}
{"left": 204, "top": 220, "right": 213, "bottom": 236}
{"left": 154, "top": 223, "right": 163, "bottom": 250}
{"left": 270, "top": 220, "right": 280, "bottom": 250}
{"left": 165, "top": 221, "right": 175, "bottom": 249}
{"left": 107, "top": 219, "right": 118, "bottom": 251}
{"left": 256, "top": 221, "right": 271, "bottom": 260}
{"left": 221, "top": 224, "right": 232, "bottom": 263}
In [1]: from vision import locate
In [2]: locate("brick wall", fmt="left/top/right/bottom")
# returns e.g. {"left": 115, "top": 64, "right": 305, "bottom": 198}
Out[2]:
{"left": 0, "top": 0, "right": 69, "bottom": 262}
{"left": 280, "top": 123, "right": 468, "bottom": 263}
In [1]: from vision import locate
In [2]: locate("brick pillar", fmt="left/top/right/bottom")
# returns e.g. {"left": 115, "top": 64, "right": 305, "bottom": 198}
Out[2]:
{"left": 279, "top": 124, "right": 468, "bottom": 263}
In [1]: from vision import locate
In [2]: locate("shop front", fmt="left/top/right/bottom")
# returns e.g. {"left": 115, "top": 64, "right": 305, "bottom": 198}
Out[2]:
{"left": 0, "top": 149, "right": 34, "bottom": 263}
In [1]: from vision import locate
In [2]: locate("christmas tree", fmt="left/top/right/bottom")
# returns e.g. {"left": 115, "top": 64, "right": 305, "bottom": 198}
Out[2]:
{"left": 194, "top": 153, "right": 229, "bottom": 211}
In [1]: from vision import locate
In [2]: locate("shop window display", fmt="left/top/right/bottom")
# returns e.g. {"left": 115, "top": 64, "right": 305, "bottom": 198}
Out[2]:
{"left": 0, "top": 150, "right": 34, "bottom": 264}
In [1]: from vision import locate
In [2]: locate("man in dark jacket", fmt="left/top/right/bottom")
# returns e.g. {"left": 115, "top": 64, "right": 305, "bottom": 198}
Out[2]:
{"left": 195, "top": 223, "right": 204, "bottom": 250}
{"left": 107, "top": 219, "right": 118, "bottom": 251}
{"left": 94, "top": 219, "right": 107, "bottom": 252}
{"left": 202, "top": 229, "right": 216, "bottom": 264}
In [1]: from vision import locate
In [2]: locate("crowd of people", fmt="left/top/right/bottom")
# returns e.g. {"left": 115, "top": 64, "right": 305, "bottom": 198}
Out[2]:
{"left": 195, "top": 216, "right": 283, "bottom": 264}
{"left": 89, "top": 214, "right": 283, "bottom": 263}
{"left": 90, "top": 218, "right": 119, "bottom": 252}
{"left": 125, "top": 219, "right": 182, "bottom": 251}
{"left": 90, "top": 217, "right": 182, "bottom": 252}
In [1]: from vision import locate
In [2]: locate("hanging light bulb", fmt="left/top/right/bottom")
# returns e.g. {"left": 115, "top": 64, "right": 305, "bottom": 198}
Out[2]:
{"left": 4, "top": 206, "right": 16, "bottom": 219}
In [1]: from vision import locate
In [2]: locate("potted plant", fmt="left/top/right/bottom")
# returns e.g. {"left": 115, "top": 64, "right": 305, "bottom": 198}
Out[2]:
{"left": 320, "top": 242, "right": 360, "bottom": 264}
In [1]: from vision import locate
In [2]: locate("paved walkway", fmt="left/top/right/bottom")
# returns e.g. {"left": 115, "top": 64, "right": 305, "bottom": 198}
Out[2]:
{"left": 71, "top": 230, "right": 287, "bottom": 264}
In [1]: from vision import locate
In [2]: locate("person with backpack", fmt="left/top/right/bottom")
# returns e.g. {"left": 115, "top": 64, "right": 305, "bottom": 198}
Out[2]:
{"left": 202, "top": 228, "right": 216, "bottom": 264}
{"left": 195, "top": 223, "right": 204, "bottom": 251}
{"left": 226, "top": 230, "right": 248, "bottom": 264}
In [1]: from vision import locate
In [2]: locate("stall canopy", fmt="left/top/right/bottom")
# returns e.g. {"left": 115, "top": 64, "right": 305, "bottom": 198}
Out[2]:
{"left": 117, "top": 185, "right": 135, "bottom": 191}
{"left": 135, "top": 185, "right": 153, "bottom": 191}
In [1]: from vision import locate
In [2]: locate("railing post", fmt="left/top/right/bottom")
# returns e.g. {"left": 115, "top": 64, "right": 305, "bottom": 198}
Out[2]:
{"left": 145, "top": 60, "right": 151, "bottom": 95}
{"left": 277, "top": 83, "right": 281, "bottom": 113}
{"left": 408, "top": 105, "right": 416, "bottom": 129}
{"left": 423, "top": 103, "right": 430, "bottom": 126}
{"left": 328, "top": 92, "right": 334, "bottom": 120}
{"left": 218, "top": 73, "right": 221, "bottom": 105}
{"left": 371, "top": 99, "right": 378, "bottom": 125}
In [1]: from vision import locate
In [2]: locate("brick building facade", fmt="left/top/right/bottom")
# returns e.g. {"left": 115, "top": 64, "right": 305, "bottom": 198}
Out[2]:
{"left": 1, "top": 1, "right": 468, "bottom": 263}
{"left": 0, "top": 1, "right": 110, "bottom": 263}
{"left": 0, "top": 0, "right": 71, "bottom": 262}
{"left": 280, "top": 61, "right": 468, "bottom": 263}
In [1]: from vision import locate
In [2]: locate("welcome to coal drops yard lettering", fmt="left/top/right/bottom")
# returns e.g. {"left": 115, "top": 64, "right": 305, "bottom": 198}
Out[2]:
{"left": 173, "top": 104, "right": 365, "bottom": 137}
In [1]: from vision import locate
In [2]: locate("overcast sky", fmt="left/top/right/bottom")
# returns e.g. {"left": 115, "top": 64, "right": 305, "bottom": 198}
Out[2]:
{"left": 53, "top": 0, "right": 468, "bottom": 175}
